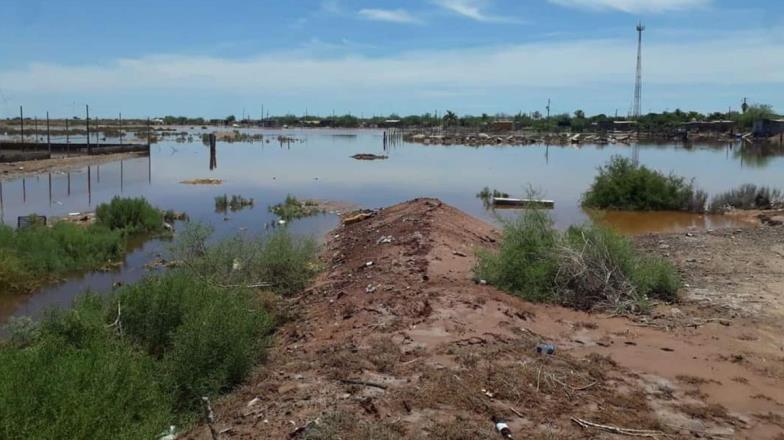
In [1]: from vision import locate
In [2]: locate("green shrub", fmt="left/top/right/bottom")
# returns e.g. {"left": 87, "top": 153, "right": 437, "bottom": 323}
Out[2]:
{"left": 172, "top": 224, "right": 319, "bottom": 296}
{"left": 269, "top": 195, "right": 323, "bottom": 221}
{"left": 116, "top": 271, "right": 274, "bottom": 410}
{"left": 476, "top": 187, "right": 509, "bottom": 207}
{"left": 476, "top": 210, "right": 680, "bottom": 313}
{"left": 582, "top": 156, "right": 707, "bottom": 213}
{"left": 0, "top": 296, "right": 172, "bottom": 440}
{"left": 215, "top": 194, "right": 254, "bottom": 212}
{"left": 475, "top": 210, "right": 559, "bottom": 302}
{"left": 0, "top": 223, "right": 124, "bottom": 294}
{"left": 95, "top": 196, "right": 164, "bottom": 233}
{"left": 708, "top": 184, "right": 783, "bottom": 213}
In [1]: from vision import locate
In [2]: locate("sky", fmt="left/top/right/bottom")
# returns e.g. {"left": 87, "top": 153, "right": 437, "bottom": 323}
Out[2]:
{"left": 0, "top": 0, "right": 782, "bottom": 119}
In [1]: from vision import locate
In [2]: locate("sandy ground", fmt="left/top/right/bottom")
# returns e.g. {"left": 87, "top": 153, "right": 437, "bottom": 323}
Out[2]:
{"left": 0, "top": 151, "right": 148, "bottom": 181}
{"left": 184, "top": 199, "right": 784, "bottom": 439}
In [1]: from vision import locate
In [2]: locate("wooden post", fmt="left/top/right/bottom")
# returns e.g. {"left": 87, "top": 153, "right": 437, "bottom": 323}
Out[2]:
{"left": 147, "top": 117, "right": 151, "bottom": 145}
{"left": 66, "top": 118, "right": 70, "bottom": 150}
{"left": 86, "top": 105, "right": 91, "bottom": 154}
{"left": 46, "top": 111, "right": 51, "bottom": 154}
{"left": 19, "top": 106, "right": 24, "bottom": 146}
{"left": 119, "top": 112, "right": 123, "bottom": 144}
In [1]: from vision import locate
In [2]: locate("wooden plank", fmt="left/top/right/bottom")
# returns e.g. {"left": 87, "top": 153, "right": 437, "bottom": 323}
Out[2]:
{"left": 492, "top": 197, "right": 555, "bottom": 209}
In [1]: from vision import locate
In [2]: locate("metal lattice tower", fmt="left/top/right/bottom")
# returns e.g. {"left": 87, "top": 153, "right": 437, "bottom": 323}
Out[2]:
{"left": 632, "top": 22, "right": 645, "bottom": 119}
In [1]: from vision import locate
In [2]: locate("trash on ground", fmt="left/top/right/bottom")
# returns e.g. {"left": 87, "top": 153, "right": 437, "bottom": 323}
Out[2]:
{"left": 536, "top": 343, "right": 556, "bottom": 355}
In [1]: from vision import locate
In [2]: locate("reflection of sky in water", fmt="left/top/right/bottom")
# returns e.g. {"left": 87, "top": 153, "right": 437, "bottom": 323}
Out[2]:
{"left": 2, "top": 131, "right": 783, "bottom": 233}
{"left": 1, "top": 131, "right": 783, "bottom": 322}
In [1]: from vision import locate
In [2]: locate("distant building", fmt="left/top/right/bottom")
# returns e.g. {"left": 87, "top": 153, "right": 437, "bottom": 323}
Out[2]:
{"left": 380, "top": 119, "right": 401, "bottom": 128}
{"left": 681, "top": 120, "right": 736, "bottom": 133}
{"left": 613, "top": 121, "right": 638, "bottom": 132}
{"left": 752, "top": 119, "right": 784, "bottom": 137}
{"left": 490, "top": 120, "right": 514, "bottom": 131}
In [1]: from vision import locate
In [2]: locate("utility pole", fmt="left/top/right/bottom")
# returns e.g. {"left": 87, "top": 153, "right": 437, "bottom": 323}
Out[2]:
{"left": 546, "top": 99, "right": 551, "bottom": 119}
{"left": 632, "top": 22, "right": 645, "bottom": 119}
{"left": 86, "top": 105, "right": 91, "bottom": 154}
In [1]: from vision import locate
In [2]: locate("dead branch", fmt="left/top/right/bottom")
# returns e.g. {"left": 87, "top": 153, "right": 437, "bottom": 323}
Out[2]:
{"left": 338, "top": 379, "right": 388, "bottom": 390}
{"left": 571, "top": 417, "right": 664, "bottom": 438}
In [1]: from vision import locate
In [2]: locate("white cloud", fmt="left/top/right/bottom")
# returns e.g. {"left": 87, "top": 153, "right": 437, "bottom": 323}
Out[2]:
{"left": 549, "top": 0, "right": 711, "bottom": 14}
{"left": 432, "top": 0, "right": 519, "bottom": 23}
{"left": 1, "top": 29, "right": 781, "bottom": 113}
{"left": 358, "top": 8, "right": 422, "bottom": 24}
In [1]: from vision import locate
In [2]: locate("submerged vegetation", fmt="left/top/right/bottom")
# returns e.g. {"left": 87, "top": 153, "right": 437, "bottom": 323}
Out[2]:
{"left": 95, "top": 197, "right": 165, "bottom": 234}
{"left": 0, "top": 226, "right": 319, "bottom": 439}
{"left": 476, "top": 209, "right": 680, "bottom": 313}
{"left": 582, "top": 156, "right": 707, "bottom": 213}
{"left": 269, "top": 195, "right": 324, "bottom": 221}
{"left": 214, "top": 194, "right": 255, "bottom": 212}
{"left": 0, "top": 197, "right": 168, "bottom": 296}
{"left": 476, "top": 187, "right": 510, "bottom": 207}
{"left": 708, "top": 184, "right": 783, "bottom": 213}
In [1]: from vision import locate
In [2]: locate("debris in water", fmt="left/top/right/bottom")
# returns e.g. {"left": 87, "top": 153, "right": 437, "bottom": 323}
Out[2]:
{"left": 351, "top": 153, "right": 388, "bottom": 160}
{"left": 180, "top": 178, "right": 223, "bottom": 185}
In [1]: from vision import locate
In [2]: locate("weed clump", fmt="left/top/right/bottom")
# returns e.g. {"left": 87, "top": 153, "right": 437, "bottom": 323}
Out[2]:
{"left": 172, "top": 223, "right": 319, "bottom": 296}
{"left": 269, "top": 195, "right": 324, "bottom": 221}
{"left": 708, "top": 184, "right": 783, "bottom": 213}
{"left": 477, "top": 187, "right": 510, "bottom": 207}
{"left": 476, "top": 210, "right": 680, "bottom": 313}
{"left": 583, "top": 156, "right": 707, "bottom": 213}
{"left": 95, "top": 196, "right": 164, "bottom": 233}
{"left": 0, "top": 222, "right": 124, "bottom": 294}
{"left": 214, "top": 194, "right": 254, "bottom": 212}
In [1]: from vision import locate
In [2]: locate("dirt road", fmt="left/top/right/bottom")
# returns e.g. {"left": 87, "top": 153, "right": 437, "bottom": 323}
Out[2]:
{"left": 186, "top": 199, "right": 784, "bottom": 439}
{"left": 0, "top": 151, "right": 148, "bottom": 181}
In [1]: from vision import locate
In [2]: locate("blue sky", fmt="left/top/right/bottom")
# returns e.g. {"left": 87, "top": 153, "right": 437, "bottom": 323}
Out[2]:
{"left": 0, "top": 0, "right": 782, "bottom": 118}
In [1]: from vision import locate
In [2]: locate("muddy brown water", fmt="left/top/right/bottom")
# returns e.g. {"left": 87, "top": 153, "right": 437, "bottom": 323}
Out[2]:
{"left": 1, "top": 129, "right": 782, "bottom": 324}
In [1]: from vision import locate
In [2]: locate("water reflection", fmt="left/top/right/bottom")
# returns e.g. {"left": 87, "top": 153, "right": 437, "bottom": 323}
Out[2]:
{"left": 2, "top": 131, "right": 783, "bottom": 323}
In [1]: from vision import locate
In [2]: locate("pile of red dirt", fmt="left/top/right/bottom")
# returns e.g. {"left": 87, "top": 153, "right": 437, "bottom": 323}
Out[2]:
{"left": 185, "top": 198, "right": 782, "bottom": 439}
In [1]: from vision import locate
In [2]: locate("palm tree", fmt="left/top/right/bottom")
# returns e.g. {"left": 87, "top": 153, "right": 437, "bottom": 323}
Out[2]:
{"left": 442, "top": 110, "right": 458, "bottom": 128}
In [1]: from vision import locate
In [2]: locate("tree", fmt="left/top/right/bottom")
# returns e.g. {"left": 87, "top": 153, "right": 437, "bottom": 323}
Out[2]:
{"left": 443, "top": 110, "right": 458, "bottom": 127}
{"left": 738, "top": 104, "right": 777, "bottom": 129}
{"left": 574, "top": 109, "right": 585, "bottom": 119}
{"left": 225, "top": 115, "right": 236, "bottom": 123}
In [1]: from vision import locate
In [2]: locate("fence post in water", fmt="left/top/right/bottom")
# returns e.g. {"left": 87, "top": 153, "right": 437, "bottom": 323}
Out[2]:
{"left": 19, "top": 106, "right": 24, "bottom": 147}
{"left": 146, "top": 117, "right": 151, "bottom": 145}
{"left": 119, "top": 112, "right": 123, "bottom": 145}
{"left": 46, "top": 111, "right": 51, "bottom": 154}
{"left": 65, "top": 118, "right": 70, "bottom": 151}
{"left": 86, "top": 105, "right": 91, "bottom": 155}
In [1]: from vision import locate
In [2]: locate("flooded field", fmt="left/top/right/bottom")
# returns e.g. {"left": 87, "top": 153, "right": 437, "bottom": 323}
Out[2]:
{"left": 1, "top": 128, "right": 782, "bottom": 322}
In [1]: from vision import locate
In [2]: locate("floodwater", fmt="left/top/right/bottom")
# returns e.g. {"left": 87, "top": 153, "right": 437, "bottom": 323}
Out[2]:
{"left": 1, "top": 129, "right": 783, "bottom": 323}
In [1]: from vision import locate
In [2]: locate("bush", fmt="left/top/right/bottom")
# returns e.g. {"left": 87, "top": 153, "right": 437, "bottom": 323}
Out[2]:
{"left": 116, "top": 271, "right": 274, "bottom": 410}
{"left": 476, "top": 210, "right": 680, "bottom": 313}
{"left": 475, "top": 210, "right": 559, "bottom": 302}
{"left": 269, "top": 195, "right": 323, "bottom": 221}
{"left": 172, "top": 224, "right": 319, "bottom": 296}
{"left": 0, "top": 296, "right": 172, "bottom": 440}
{"left": 215, "top": 194, "right": 254, "bottom": 212}
{"left": 708, "top": 184, "right": 783, "bottom": 213}
{"left": 95, "top": 196, "right": 164, "bottom": 233}
{"left": 582, "top": 156, "right": 707, "bottom": 213}
{"left": 0, "top": 223, "right": 124, "bottom": 294}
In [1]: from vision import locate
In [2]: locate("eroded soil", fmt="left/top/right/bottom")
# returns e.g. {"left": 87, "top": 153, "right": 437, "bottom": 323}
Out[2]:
{"left": 186, "top": 199, "right": 784, "bottom": 439}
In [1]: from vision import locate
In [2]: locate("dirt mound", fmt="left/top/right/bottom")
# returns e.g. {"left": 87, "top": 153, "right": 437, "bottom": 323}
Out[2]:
{"left": 185, "top": 199, "right": 780, "bottom": 439}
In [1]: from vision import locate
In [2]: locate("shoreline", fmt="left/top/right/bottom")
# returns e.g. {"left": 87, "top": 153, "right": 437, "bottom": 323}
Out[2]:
{"left": 0, "top": 151, "right": 148, "bottom": 181}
